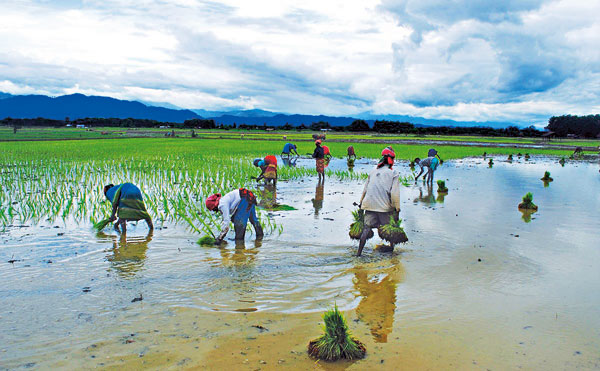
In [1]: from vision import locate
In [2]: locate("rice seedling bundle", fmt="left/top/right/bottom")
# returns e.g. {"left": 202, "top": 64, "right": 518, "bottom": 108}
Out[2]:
{"left": 437, "top": 179, "right": 448, "bottom": 193}
{"left": 307, "top": 304, "right": 366, "bottom": 361}
{"left": 518, "top": 192, "right": 538, "bottom": 210}
{"left": 541, "top": 171, "right": 553, "bottom": 181}
{"left": 348, "top": 209, "right": 373, "bottom": 240}
{"left": 377, "top": 215, "right": 408, "bottom": 244}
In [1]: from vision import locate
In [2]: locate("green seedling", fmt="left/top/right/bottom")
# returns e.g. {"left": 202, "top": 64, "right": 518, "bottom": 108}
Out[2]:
{"left": 518, "top": 192, "right": 538, "bottom": 211}
{"left": 349, "top": 209, "right": 373, "bottom": 240}
{"left": 307, "top": 304, "right": 366, "bottom": 361}
{"left": 541, "top": 171, "right": 553, "bottom": 182}
{"left": 437, "top": 179, "right": 448, "bottom": 193}
{"left": 378, "top": 215, "right": 408, "bottom": 244}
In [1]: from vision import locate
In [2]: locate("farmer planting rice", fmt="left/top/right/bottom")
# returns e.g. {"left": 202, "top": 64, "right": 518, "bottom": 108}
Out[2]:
{"left": 103, "top": 183, "right": 154, "bottom": 233}
{"left": 312, "top": 139, "right": 326, "bottom": 182}
{"left": 281, "top": 142, "right": 298, "bottom": 157}
{"left": 253, "top": 155, "right": 277, "bottom": 185}
{"left": 347, "top": 145, "right": 356, "bottom": 160}
{"left": 414, "top": 156, "right": 439, "bottom": 186}
{"left": 206, "top": 188, "right": 264, "bottom": 244}
{"left": 356, "top": 147, "right": 401, "bottom": 256}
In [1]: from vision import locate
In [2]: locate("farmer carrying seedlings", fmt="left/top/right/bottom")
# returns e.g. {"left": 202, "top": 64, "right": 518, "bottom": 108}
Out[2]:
{"left": 414, "top": 156, "right": 439, "bottom": 186}
{"left": 254, "top": 155, "right": 278, "bottom": 185}
{"left": 206, "top": 188, "right": 264, "bottom": 244}
{"left": 103, "top": 183, "right": 153, "bottom": 233}
{"left": 356, "top": 147, "right": 401, "bottom": 256}
{"left": 282, "top": 142, "right": 299, "bottom": 157}
{"left": 313, "top": 140, "right": 326, "bottom": 182}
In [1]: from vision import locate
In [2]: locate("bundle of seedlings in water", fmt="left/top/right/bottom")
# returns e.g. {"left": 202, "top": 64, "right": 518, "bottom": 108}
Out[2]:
{"left": 517, "top": 152, "right": 523, "bottom": 157}
{"left": 508, "top": 154, "right": 513, "bottom": 161}
{"left": 518, "top": 192, "right": 538, "bottom": 211}
{"left": 559, "top": 157, "right": 566, "bottom": 166}
{"left": 347, "top": 158, "right": 355, "bottom": 167}
{"left": 307, "top": 304, "right": 366, "bottom": 361}
{"left": 197, "top": 235, "right": 216, "bottom": 246}
{"left": 378, "top": 215, "right": 408, "bottom": 244}
{"left": 541, "top": 171, "right": 553, "bottom": 182}
{"left": 349, "top": 209, "right": 373, "bottom": 240}
{"left": 93, "top": 218, "right": 112, "bottom": 231}
{"left": 488, "top": 158, "right": 494, "bottom": 166}
{"left": 525, "top": 153, "right": 530, "bottom": 160}
{"left": 437, "top": 180, "right": 449, "bottom": 193}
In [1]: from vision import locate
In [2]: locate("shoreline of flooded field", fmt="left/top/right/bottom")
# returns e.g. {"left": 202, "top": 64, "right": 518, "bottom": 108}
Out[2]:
{"left": 1, "top": 156, "right": 599, "bottom": 369}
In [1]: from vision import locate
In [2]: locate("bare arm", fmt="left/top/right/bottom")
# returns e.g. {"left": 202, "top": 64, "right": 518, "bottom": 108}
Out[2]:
{"left": 391, "top": 175, "right": 401, "bottom": 212}
{"left": 216, "top": 204, "right": 231, "bottom": 242}
{"left": 414, "top": 167, "right": 424, "bottom": 180}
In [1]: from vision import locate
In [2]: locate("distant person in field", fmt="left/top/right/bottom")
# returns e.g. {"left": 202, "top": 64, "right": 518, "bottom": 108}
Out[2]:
{"left": 414, "top": 156, "right": 439, "bottom": 186}
{"left": 312, "top": 140, "right": 326, "bottom": 182}
{"left": 253, "top": 155, "right": 278, "bottom": 185}
{"left": 357, "top": 147, "right": 401, "bottom": 256}
{"left": 206, "top": 188, "right": 264, "bottom": 244}
{"left": 104, "top": 183, "right": 153, "bottom": 233}
{"left": 282, "top": 143, "right": 298, "bottom": 157}
{"left": 347, "top": 146, "right": 356, "bottom": 160}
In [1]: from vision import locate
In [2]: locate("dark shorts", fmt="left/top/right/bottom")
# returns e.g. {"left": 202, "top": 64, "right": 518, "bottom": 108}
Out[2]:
{"left": 364, "top": 211, "right": 395, "bottom": 228}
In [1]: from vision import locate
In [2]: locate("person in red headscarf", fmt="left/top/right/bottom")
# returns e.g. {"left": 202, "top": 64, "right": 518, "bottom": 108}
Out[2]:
{"left": 312, "top": 140, "right": 325, "bottom": 182}
{"left": 205, "top": 188, "right": 264, "bottom": 244}
{"left": 254, "top": 155, "right": 278, "bottom": 185}
{"left": 356, "top": 147, "right": 401, "bottom": 256}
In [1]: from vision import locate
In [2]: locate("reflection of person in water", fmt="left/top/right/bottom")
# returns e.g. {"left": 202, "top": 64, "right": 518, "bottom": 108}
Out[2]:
{"left": 281, "top": 156, "right": 298, "bottom": 168}
{"left": 312, "top": 181, "right": 324, "bottom": 218}
{"left": 413, "top": 185, "right": 436, "bottom": 205}
{"left": 353, "top": 260, "right": 405, "bottom": 343}
{"left": 106, "top": 230, "right": 153, "bottom": 278}
{"left": 258, "top": 184, "right": 277, "bottom": 209}
{"left": 218, "top": 240, "right": 261, "bottom": 268}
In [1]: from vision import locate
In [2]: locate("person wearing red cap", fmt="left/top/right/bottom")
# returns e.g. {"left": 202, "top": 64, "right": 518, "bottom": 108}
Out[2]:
{"left": 205, "top": 188, "right": 264, "bottom": 244}
{"left": 356, "top": 147, "right": 401, "bottom": 256}
{"left": 312, "top": 140, "right": 326, "bottom": 182}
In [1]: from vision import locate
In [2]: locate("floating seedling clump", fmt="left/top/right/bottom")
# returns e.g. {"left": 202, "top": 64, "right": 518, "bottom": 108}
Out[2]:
{"left": 488, "top": 158, "right": 494, "bottom": 167}
{"left": 437, "top": 180, "right": 448, "bottom": 193}
{"left": 377, "top": 215, "right": 408, "bottom": 244}
{"left": 307, "top": 305, "right": 366, "bottom": 361}
{"left": 541, "top": 171, "right": 553, "bottom": 182}
{"left": 518, "top": 192, "right": 538, "bottom": 211}
{"left": 559, "top": 157, "right": 566, "bottom": 166}
{"left": 197, "top": 235, "right": 216, "bottom": 246}
{"left": 349, "top": 209, "right": 373, "bottom": 240}
{"left": 525, "top": 153, "right": 530, "bottom": 160}
{"left": 508, "top": 154, "right": 513, "bottom": 161}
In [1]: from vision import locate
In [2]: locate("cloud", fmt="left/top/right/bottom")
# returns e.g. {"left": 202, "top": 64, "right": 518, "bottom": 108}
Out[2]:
{"left": 0, "top": 0, "right": 598, "bottom": 124}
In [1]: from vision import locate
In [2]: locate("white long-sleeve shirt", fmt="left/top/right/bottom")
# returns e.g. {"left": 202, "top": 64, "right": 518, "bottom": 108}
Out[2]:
{"left": 359, "top": 166, "right": 401, "bottom": 213}
{"left": 218, "top": 189, "right": 242, "bottom": 234}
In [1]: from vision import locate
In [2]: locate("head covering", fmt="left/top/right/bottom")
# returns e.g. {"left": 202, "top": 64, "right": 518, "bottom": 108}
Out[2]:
{"left": 378, "top": 147, "right": 396, "bottom": 168}
{"left": 315, "top": 140, "right": 322, "bottom": 145}
{"left": 428, "top": 148, "right": 438, "bottom": 157}
{"left": 103, "top": 184, "right": 114, "bottom": 195}
{"left": 205, "top": 193, "right": 222, "bottom": 211}
{"left": 253, "top": 158, "right": 261, "bottom": 167}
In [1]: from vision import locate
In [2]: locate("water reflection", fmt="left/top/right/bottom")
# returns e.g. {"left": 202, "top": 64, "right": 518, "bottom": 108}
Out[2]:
{"left": 281, "top": 156, "right": 298, "bottom": 168}
{"left": 413, "top": 185, "right": 436, "bottom": 205}
{"left": 353, "top": 258, "right": 405, "bottom": 343}
{"left": 436, "top": 192, "right": 446, "bottom": 203}
{"left": 218, "top": 240, "right": 261, "bottom": 268}
{"left": 105, "top": 231, "right": 153, "bottom": 278}
{"left": 258, "top": 184, "right": 277, "bottom": 209}
{"left": 520, "top": 209, "right": 536, "bottom": 223}
{"left": 312, "top": 181, "right": 324, "bottom": 217}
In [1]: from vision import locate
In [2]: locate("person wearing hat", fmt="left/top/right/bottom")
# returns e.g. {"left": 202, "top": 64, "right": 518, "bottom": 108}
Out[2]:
{"left": 414, "top": 156, "right": 439, "bottom": 186}
{"left": 205, "top": 188, "right": 264, "bottom": 244}
{"left": 356, "top": 147, "right": 401, "bottom": 256}
{"left": 281, "top": 143, "right": 299, "bottom": 157}
{"left": 312, "top": 140, "right": 326, "bottom": 182}
{"left": 427, "top": 148, "right": 442, "bottom": 162}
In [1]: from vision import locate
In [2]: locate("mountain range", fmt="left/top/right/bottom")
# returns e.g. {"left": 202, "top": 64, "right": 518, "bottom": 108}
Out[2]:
{"left": 0, "top": 92, "right": 518, "bottom": 128}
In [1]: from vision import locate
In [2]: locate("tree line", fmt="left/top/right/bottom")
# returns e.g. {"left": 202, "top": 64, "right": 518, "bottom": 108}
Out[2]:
{"left": 2, "top": 115, "right": 598, "bottom": 138}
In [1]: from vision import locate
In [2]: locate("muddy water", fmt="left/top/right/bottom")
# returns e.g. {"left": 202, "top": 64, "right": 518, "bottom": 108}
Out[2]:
{"left": 1, "top": 157, "right": 599, "bottom": 369}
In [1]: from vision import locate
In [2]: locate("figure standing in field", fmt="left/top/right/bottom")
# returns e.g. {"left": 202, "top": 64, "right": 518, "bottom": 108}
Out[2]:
{"left": 104, "top": 183, "right": 154, "bottom": 233}
{"left": 282, "top": 142, "right": 299, "bottom": 157}
{"left": 347, "top": 146, "right": 356, "bottom": 160}
{"left": 206, "top": 188, "right": 264, "bottom": 244}
{"left": 313, "top": 140, "right": 326, "bottom": 182}
{"left": 414, "top": 156, "right": 439, "bottom": 186}
{"left": 253, "top": 155, "right": 278, "bottom": 185}
{"left": 357, "top": 147, "right": 401, "bottom": 256}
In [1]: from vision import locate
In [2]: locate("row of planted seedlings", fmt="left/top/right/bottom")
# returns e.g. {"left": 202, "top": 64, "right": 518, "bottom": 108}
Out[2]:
{"left": 0, "top": 153, "right": 365, "bottom": 237}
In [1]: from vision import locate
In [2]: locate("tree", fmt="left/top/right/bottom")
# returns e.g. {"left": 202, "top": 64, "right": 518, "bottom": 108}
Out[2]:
{"left": 348, "top": 119, "right": 370, "bottom": 132}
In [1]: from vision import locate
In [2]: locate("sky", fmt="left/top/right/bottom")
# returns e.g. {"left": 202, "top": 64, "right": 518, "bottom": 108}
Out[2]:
{"left": 0, "top": 0, "right": 599, "bottom": 125}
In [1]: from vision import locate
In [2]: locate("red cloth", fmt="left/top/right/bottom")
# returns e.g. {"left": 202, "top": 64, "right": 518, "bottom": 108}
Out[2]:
{"left": 323, "top": 145, "right": 330, "bottom": 156}
{"left": 347, "top": 146, "right": 355, "bottom": 156}
{"left": 205, "top": 193, "right": 222, "bottom": 211}
{"left": 381, "top": 147, "right": 395, "bottom": 158}
{"left": 264, "top": 155, "right": 277, "bottom": 166}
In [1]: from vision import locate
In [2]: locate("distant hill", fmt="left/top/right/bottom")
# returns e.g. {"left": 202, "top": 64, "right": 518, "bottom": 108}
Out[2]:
{"left": 0, "top": 93, "right": 200, "bottom": 122}
{"left": 0, "top": 92, "right": 526, "bottom": 128}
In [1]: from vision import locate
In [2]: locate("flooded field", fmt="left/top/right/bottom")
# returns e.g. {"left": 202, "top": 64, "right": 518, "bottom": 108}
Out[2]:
{"left": 1, "top": 157, "right": 600, "bottom": 369}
